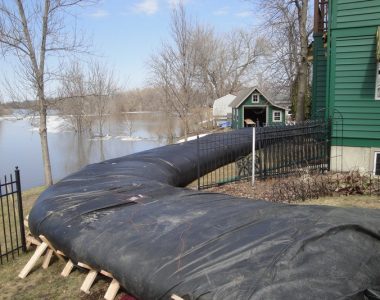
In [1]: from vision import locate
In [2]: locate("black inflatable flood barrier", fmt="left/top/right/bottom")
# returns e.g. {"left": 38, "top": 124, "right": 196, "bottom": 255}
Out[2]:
{"left": 29, "top": 128, "right": 380, "bottom": 299}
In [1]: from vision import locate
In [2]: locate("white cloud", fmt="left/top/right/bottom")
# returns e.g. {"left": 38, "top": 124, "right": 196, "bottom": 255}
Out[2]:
{"left": 213, "top": 6, "right": 229, "bottom": 16}
{"left": 235, "top": 11, "right": 253, "bottom": 18}
{"left": 167, "top": 0, "right": 189, "bottom": 8}
{"left": 134, "top": 0, "right": 159, "bottom": 15}
{"left": 89, "top": 9, "right": 109, "bottom": 18}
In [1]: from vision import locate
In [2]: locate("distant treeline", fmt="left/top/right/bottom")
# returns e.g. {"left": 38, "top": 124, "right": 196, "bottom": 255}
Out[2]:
{"left": 0, "top": 87, "right": 167, "bottom": 115}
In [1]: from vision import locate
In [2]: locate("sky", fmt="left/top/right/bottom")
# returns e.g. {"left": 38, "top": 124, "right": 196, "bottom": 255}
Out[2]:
{"left": 0, "top": 0, "right": 260, "bottom": 100}
{"left": 77, "top": 0, "right": 260, "bottom": 89}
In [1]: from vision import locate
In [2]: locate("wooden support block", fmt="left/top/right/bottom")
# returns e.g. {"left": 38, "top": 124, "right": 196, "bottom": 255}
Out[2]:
{"left": 56, "top": 250, "right": 66, "bottom": 257}
{"left": 171, "top": 295, "right": 184, "bottom": 300}
{"left": 18, "top": 241, "right": 48, "bottom": 279}
{"left": 78, "top": 262, "right": 92, "bottom": 270}
{"left": 104, "top": 278, "right": 120, "bottom": 300}
{"left": 61, "top": 260, "right": 75, "bottom": 277}
{"left": 26, "top": 235, "right": 41, "bottom": 246}
{"left": 39, "top": 235, "right": 65, "bottom": 261}
{"left": 42, "top": 249, "right": 53, "bottom": 269}
{"left": 80, "top": 269, "right": 98, "bottom": 294}
{"left": 100, "top": 270, "right": 113, "bottom": 278}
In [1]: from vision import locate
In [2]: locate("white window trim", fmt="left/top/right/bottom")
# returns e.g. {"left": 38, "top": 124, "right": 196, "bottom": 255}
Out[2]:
{"left": 272, "top": 110, "right": 282, "bottom": 122}
{"left": 376, "top": 62, "right": 380, "bottom": 100}
{"left": 373, "top": 151, "right": 380, "bottom": 175}
{"left": 252, "top": 94, "right": 260, "bottom": 103}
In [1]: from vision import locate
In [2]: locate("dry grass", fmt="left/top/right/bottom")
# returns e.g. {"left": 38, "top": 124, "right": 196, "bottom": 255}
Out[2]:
{"left": 295, "top": 195, "right": 380, "bottom": 209}
{"left": 0, "top": 186, "right": 127, "bottom": 299}
{"left": 0, "top": 252, "right": 114, "bottom": 300}
{"left": 207, "top": 179, "right": 380, "bottom": 209}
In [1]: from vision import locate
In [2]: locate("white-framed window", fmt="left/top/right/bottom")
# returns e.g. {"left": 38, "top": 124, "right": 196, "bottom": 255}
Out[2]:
{"left": 272, "top": 110, "right": 282, "bottom": 122}
{"left": 376, "top": 62, "right": 380, "bottom": 100}
{"left": 374, "top": 152, "right": 380, "bottom": 175}
{"left": 252, "top": 94, "right": 260, "bottom": 103}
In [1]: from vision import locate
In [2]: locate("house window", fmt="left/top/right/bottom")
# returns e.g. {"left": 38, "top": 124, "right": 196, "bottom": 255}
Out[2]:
{"left": 272, "top": 110, "right": 282, "bottom": 122}
{"left": 252, "top": 94, "right": 259, "bottom": 103}
{"left": 374, "top": 152, "right": 380, "bottom": 175}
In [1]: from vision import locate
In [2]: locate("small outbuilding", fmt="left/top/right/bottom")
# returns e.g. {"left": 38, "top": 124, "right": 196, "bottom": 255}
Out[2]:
{"left": 230, "top": 87, "right": 287, "bottom": 129}
{"left": 212, "top": 94, "right": 236, "bottom": 125}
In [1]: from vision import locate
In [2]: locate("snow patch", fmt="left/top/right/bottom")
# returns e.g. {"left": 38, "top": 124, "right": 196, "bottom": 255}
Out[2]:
{"left": 89, "top": 134, "right": 112, "bottom": 141}
{"left": 115, "top": 135, "right": 143, "bottom": 141}
{"left": 29, "top": 115, "right": 72, "bottom": 133}
{"left": 176, "top": 133, "right": 208, "bottom": 143}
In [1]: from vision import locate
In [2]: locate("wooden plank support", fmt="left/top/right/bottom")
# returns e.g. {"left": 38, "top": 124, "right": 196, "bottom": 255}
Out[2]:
{"left": 18, "top": 241, "right": 48, "bottom": 279}
{"left": 61, "top": 260, "right": 75, "bottom": 277}
{"left": 171, "top": 295, "right": 184, "bottom": 300}
{"left": 26, "top": 235, "right": 41, "bottom": 246}
{"left": 80, "top": 269, "right": 98, "bottom": 294}
{"left": 104, "top": 278, "right": 120, "bottom": 300}
{"left": 78, "top": 262, "right": 92, "bottom": 269}
{"left": 100, "top": 270, "right": 113, "bottom": 278}
{"left": 42, "top": 249, "right": 54, "bottom": 269}
{"left": 39, "top": 235, "right": 65, "bottom": 261}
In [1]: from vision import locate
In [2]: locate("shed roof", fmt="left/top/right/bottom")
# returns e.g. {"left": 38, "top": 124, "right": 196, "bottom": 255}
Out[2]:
{"left": 212, "top": 94, "right": 236, "bottom": 116}
{"left": 229, "top": 87, "right": 287, "bottom": 110}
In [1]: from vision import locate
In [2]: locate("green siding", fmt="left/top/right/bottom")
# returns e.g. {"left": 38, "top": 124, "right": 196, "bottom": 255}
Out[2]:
{"left": 312, "top": 34, "right": 327, "bottom": 119}
{"left": 327, "top": 0, "right": 380, "bottom": 147}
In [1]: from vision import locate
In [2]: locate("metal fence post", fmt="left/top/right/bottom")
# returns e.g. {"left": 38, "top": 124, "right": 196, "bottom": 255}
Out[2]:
{"left": 15, "top": 167, "right": 26, "bottom": 253}
{"left": 252, "top": 127, "right": 256, "bottom": 186}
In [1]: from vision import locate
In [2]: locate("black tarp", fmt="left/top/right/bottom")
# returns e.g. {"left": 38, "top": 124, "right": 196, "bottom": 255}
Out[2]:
{"left": 29, "top": 128, "right": 380, "bottom": 299}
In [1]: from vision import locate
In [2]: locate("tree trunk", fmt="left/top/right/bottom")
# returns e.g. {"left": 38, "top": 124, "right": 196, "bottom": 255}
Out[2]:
{"left": 296, "top": 0, "right": 309, "bottom": 122}
{"left": 39, "top": 102, "right": 53, "bottom": 186}
{"left": 183, "top": 116, "right": 189, "bottom": 141}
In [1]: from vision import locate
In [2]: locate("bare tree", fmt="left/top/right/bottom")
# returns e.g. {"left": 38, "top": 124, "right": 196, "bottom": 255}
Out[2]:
{"left": 0, "top": 0, "right": 95, "bottom": 186}
{"left": 195, "top": 27, "right": 268, "bottom": 102}
{"left": 88, "top": 61, "right": 118, "bottom": 137}
{"left": 253, "top": 0, "right": 311, "bottom": 121}
{"left": 294, "top": 0, "right": 309, "bottom": 122}
{"left": 149, "top": 3, "right": 199, "bottom": 141}
{"left": 58, "top": 62, "right": 92, "bottom": 133}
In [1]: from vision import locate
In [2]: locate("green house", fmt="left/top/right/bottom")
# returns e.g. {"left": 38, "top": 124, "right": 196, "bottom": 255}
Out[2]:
{"left": 312, "top": 0, "right": 380, "bottom": 174}
{"left": 230, "top": 87, "right": 287, "bottom": 129}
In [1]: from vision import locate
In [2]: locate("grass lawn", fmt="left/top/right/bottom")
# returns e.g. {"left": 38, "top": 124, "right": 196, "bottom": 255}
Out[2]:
{"left": 1, "top": 186, "right": 125, "bottom": 300}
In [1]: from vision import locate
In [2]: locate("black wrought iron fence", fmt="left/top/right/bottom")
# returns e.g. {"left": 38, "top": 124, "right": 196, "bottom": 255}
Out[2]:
{"left": 196, "top": 120, "right": 331, "bottom": 190}
{"left": 0, "top": 167, "right": 26, "bottom": 264}
{"left": 255, "top": 120, "right": 331, "bottom": 179}
{"left": 196, "top": 129, "right": 252, "bottom": 189}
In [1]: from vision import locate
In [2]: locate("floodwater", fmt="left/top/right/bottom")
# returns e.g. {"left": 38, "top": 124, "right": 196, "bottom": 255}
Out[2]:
{"left": 0, "top": 112, "right": 179, "bottom": 190}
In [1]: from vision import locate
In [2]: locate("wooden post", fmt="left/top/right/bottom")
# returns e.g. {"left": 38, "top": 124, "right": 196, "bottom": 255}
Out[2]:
{"left": 80, "top": 270, "right": 98, "bottom": 294}
{"left": 104, "top": 278, "right": 120, "bottom": 300}
{"left": 18, "top": 242, "right": 48, "bottom": 278}
{"left": 61, "top": 260, "right": 75, "bottom": 277}
{"left": 42, "top": 249, "right": 53, "bottom": 269}
{"left": 251, "top": 126, "right": 256, "bottom": 186}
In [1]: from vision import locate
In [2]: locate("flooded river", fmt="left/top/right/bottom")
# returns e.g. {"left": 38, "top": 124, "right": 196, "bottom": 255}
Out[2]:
{"left": 0, "top": 112, "right": 180, "bottom": 189}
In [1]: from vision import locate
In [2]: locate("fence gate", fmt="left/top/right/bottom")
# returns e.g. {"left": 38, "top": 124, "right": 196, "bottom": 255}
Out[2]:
{"left": 0, "top": 167, "right": 26, "bottom": 264}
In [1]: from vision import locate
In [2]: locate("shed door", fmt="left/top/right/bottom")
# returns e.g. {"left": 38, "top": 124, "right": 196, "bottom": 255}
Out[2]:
{"left": 243, "top": 107, "right": 266, "bottom": 127}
